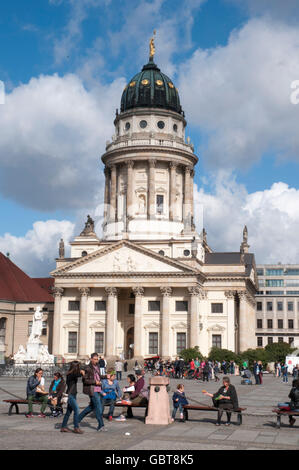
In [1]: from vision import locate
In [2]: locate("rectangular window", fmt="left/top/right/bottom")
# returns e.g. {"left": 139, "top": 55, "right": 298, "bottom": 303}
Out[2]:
{"left": 278, "top": 337, "right": 283, "bottom": 343}
{"left": 278, "top": 319, "right": 283, "bottom": 329}
{"left": 277, "top": 301, "right": 283, "bottom": 311}
{"left": 285, "top": 280, "right": 299, "bottom": 287}
{"left": 268, "top": 337, "right": 273, "bottom": 345}
{"left": 288, "top": 319, "right": 294, "bottom": 329}
{"left": 175, "top": 301, "right": 188, "bottom": 312}
{"left": 95, "top": 301, "right": 106, "bottom": 311}
{"left": 267, "top": 302, "right": 273, "bottom": 311}
{"left": 149, "top": 332, "right": 158, "bottom": 355}
{"left": 265, "top": 269, "right": 283, "bottom": 276}
{"left": 289, "top": 337, "right": 294, "bottom": 345}
{"left": 285, "top": 269, "right": 299, "bottom": 275}
{"left": 211, "top": 303, "right": 223, "bottom": 314}
{"left": 95, "top": 332, "right": 104, "bottom": 354}
{"left": 148, "top": 301, "right": 161, "bottom": 311}
{"left": 257, "top": 268, "right": 264, "bottom": 276}
{"left": 156, "top": 195, "right": 164, "bottom": 215}
{"left": 68, "top": 301, "right": 80, "bottom": 311}
{"left": 177, "top": 332, "right": 186, "bottom": 354}
{"left": 267, "top": 319, "right": 273, "bottom": 329}
{"left": 68, "top": 332, "right": 77, "bottom": 353}
{"left": 212, "top": 335, "right": 222, "bottom": 348}
{"left": 41, "top": 321, "right": 47, "bottom": 336}
{"left": 257, "top": 302, "right": 263, "bottom": 311}
{"left": 288, "top": 302, "right": 294, "bottom": 311}
{"left": 265, "top": 279, "right": 284, "bottom": 287}
{"left": 257, "top": 337, "right": 263, "bottom": 347}
{"left": 129, "top": 303, "right": 135, "bottom": 315}
{"left": 257, "top": 319, "right": 263, "bottom": 329}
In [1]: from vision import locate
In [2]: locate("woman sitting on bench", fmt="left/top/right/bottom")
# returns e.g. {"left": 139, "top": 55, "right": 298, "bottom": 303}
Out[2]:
{"left": 26, "top": 368, "right": 48, "bottom": 418}
{"left": 277, "top": 379, "right": 299, "bottom": 426}
{"left": 202, "top": 376, "right": 239, "bottom": 426}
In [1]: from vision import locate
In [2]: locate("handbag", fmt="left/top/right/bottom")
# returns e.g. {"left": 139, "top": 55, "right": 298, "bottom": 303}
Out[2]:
{"left": 61, "top": 393, "right": 68, "bottom": 405}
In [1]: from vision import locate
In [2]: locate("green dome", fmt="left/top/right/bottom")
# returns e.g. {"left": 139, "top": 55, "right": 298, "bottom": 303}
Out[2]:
{"left": 120, "top": 59, "right": 182, "bottom": 115}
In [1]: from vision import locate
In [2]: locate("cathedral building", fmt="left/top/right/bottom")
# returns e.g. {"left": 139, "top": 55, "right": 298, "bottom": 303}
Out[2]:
{"left": 51, "top": 41, "right": 258, "bottom": 361}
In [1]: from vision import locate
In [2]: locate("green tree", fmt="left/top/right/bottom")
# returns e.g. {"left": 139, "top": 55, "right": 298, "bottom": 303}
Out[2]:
{"left": 264, "top": 342, "right": 295, "bottom": 362}
{"left": 179, "top": 346, "right": 203, "bottom": 362}
{"left": 240, "top": 348, "right": 269, "bottom": 368}
{"left": 208, "top": 347, "right": 240, "bottom": 364}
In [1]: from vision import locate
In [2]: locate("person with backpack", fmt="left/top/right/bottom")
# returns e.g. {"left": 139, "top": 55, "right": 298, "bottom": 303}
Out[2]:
{"left": 60, "top": 361, "right": 85, "bottom": 433}
{"left": 171, "top": 384, "right": 188, "bottom": 422}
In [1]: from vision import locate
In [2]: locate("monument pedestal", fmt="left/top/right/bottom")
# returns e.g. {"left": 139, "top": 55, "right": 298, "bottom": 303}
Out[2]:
{"left": 26, "top": 343, "right": 40, "bottom": 362}
{"left": 145, "top": 376, "right": 172, "bottom": 425}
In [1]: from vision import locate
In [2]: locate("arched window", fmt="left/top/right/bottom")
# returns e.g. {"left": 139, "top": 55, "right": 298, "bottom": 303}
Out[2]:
{"left": 82, "top": 251, "right": 88, "bottom": 257}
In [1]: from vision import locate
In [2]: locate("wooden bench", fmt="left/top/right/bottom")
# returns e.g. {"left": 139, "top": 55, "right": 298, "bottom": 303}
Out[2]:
{"left": 3, "top": 399, "right": 148, "bottom": 419}
{"left": 272, "top": 408, "right": 299, "bottom": 428}
{"left": 3, "top": 399, "right": 42, "bottom": 416}
{"left": 183, "top": 404, "right": 246, "bottom": 425}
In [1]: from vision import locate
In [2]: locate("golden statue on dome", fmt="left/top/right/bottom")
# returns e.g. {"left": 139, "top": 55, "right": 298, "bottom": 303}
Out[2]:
{"left": 149, "top": 30, "right": 156, "bottom": 60}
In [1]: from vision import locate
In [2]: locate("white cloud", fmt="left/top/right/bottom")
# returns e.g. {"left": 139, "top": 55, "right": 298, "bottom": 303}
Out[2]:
{"left": 0, "top": 73, "right": 124, "bottom": 211}
{"left": 179, "top": 17, "right": 299, "bottom": 171}
{"left": 0, "top": 220, "right": 75, "bottom": 277}
{"left": 194, "top": 176, "right": 299, "bottom": 264}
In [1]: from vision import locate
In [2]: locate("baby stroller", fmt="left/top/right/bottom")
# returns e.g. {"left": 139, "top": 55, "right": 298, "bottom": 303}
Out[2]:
{"left": 240, "top": 369, "right": 252, "bottom": 385}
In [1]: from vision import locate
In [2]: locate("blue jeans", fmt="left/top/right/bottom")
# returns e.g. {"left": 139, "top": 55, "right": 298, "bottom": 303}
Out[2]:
{"left": 62, "top": 394, "right": 80, "bottom": 429}
{"left": 102, "top": 398, "right": 116, "bottom": 417}
{"left": 78, "top": 392, "right": 104, "bottom": 430}
{"left": 172, "top": 403, "right": 183, "bottom": 419}
{"left": 283, "top": 374, "right": 288, "bottom": 383}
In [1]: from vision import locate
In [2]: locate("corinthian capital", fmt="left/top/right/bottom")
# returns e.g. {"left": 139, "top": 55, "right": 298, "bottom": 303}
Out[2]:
{"left": 188, "top": 286, "right": 201, "bottom": 296}
{"left": 160, "top": 287, "right": 172, "bottom": 297}
{"left": 224, "top": 290, "right": 236, "bottom": 299}
{"left": 132, "top": 286, "right": 145, "bottom": 297}
{"left": 105, "top": 287, "right": 118, "bottom": 297}
{"left": 52, "top": 286, "right": 64, "bottom": 298}
{"left": 78, "top": 287, "right": 90, "bottom": 297}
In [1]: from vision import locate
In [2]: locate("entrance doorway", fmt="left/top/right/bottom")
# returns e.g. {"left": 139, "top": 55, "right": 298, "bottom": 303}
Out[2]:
{"left": 126, "top": 327, "right": 134, "bottom": 359}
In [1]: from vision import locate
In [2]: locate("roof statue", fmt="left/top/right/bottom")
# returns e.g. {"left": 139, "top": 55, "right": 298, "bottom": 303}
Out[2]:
{"left": 80, "top": 214, "right": 97, "bottom": 237}
{"left": 240, "top": 225, "right": 249, "bottom": 254}
{"left": 59, "top": 238, "right": 65, "bottom": 259}
{"left": 149, "top": 30, "right": 156, "bottom": 60}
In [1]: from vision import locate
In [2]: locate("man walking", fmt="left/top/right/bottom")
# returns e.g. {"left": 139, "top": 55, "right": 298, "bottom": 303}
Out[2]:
{"left": 78, "top": 353, "right": 106, "bottom": 432}
{"left": 115, "top": 359, "right": 123, "bottom": 381}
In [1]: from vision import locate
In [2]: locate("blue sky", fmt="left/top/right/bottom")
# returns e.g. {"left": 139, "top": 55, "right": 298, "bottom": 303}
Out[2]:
{"left": 1, "top": 0, "right": 299, "bottom": 275}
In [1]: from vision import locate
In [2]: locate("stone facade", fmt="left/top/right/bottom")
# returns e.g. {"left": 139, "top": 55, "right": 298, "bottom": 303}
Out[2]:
{"left": 51, "top": 53, "right": 258, "bottom": 360}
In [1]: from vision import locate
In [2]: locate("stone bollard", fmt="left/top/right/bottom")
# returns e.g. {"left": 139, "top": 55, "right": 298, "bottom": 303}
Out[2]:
{"left": 145, "top": 376, "right": 172, "bottom": 425}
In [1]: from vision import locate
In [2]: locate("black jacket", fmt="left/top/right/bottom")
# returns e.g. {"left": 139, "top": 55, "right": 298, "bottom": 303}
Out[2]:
{"left": 288, "top": 387, "right": 299, "bottom": 410}
{"left": 213, "top": 384, "right": 239, "bottom": 410}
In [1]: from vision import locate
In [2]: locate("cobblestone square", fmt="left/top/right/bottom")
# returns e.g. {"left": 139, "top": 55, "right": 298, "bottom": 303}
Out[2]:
{"left": 1, "top": 373, "right": 298, "bottom": 450}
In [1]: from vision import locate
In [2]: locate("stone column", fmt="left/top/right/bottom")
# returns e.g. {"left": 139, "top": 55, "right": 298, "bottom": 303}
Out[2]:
{"left": 105, "top": 287, "right": 118, "bottom": 357}
{"left": 103, "top": 167, "right": 110, "bottom": 222}
{"left": 238, "top": 291, "right": 256, "bottom": 352}
{"left": 126, "top": 160, "right": 134, "bottom": 220}
{"left": 183, "top": 165, "right": 192, "bottom": 230}
{"left": 160, "top": 287, "right": 172, "bottom": 358}
{"left": 52, "top": 287, "right": 64, "bottom": 356}
{"left": 188, "top": 287, "right": 201, "bottom": 349}
{"left": 132, "top": 286, "right": 144, "bottom": 357}
{"left": 198, "top": 290, "right": 209, "bottom": 356}
{"left": 109, "top": 164, "right": 117, "bottom": 222}
{"left": 225, "top": 290, "right": 236, "bottom": 352}
{"left": 148, "top": 160, "right": 156, "bottom": 219}
{"left": 169, "top": 162, "right": 177, "bottom": 221}
{"left": 78, "top": 287, "right": 90, "bottom": 358}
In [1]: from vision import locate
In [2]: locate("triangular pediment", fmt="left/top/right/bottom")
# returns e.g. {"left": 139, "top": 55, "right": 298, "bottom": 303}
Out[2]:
{"left": 51, "top": 240, "right": 197, "bottom": 276}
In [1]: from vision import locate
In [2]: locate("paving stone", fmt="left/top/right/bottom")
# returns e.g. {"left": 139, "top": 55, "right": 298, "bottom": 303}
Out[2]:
{"left": 227, "top": 430, "right": 260, "bottom": 442}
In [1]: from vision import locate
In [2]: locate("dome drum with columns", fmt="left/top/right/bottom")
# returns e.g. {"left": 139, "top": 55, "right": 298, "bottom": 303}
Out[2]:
{"left": 51, "top": 37, "right": 258, "bottom": 361}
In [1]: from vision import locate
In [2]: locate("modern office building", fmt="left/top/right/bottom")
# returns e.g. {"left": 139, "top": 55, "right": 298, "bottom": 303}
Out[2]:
{"left": 256, "top": 264, "right": 299, "bottom": 348}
